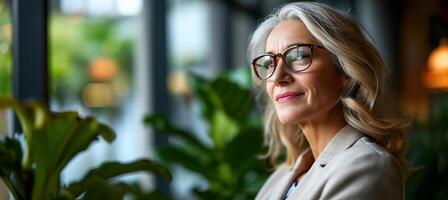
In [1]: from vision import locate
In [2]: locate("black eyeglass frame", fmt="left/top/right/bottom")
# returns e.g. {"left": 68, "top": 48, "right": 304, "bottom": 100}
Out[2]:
{"left": 251, "top": 43, "right": 325, "bottom": 80}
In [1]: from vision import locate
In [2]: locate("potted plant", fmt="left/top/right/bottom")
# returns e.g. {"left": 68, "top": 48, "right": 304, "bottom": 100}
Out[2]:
{"left": 145, "top": 71, "right": 269, "bottom": 200}
{"left": 0, "top": 97, "right": 171, "bottom": 200}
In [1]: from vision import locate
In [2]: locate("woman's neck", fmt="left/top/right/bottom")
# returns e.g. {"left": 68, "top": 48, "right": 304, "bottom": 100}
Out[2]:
{"left": 299, "top": 105, "right": 346, "bottom": 159}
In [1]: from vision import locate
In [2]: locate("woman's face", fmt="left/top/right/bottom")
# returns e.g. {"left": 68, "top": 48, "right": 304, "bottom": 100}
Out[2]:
{"left": 265, "top": 20, "right": 345, "bottom": 125}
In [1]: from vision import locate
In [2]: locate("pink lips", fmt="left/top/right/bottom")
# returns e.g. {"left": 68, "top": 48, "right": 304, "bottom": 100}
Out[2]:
{"left": 276, "top": 92, "right": 304, "bottom": 103}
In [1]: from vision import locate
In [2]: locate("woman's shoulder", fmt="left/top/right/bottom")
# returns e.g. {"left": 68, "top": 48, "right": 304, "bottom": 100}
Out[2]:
{"left": 345, "top": 136, "right": 398, "bottom": 164}
{"left": 330, "top": 135, "right": 404, "bottom": 181}
{"left": 318, "top": 136, "right": 404, "bottom": 199}
{"left": 356, "top": 136, "right": 392, "bottom": 156}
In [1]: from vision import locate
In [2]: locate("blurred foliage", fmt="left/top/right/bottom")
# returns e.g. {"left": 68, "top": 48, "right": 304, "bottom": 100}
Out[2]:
{"left": 0, "top": 0, "right": 12, "bottom": 97}
{"left": 145, "top": 69, "right": 269, "bottom": 200}
{"left": 0, "top": 4, "right": 135, "bottom": 104}
{"left": 406, "top": 92, "right": 448, "bottom": 200}
{"left": 0, "top": 97, "right": 171, "bottom": 200}
{"left": 49, "top": 15, "right": 133, "bottom": 105}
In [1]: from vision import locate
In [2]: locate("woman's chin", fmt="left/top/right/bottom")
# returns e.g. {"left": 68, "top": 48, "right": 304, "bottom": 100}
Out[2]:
{"left": 277, "top": 115, "right": 301, "bottom": 125}
{"left": 276, "top": 110, "right": 312, "bottom": 125}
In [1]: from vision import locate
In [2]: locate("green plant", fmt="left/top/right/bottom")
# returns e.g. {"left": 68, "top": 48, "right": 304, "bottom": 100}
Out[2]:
{"left": 49, "top": 16, "right": 133, "bottom": 105}
{"left": 406, "top": 92, "right": 448, "bottom": 200}
{"left": 145, "top": 70, "right": 269, "bottom": 200}
{"left": 0, "top": 97, "right": 171, "bottom": 200}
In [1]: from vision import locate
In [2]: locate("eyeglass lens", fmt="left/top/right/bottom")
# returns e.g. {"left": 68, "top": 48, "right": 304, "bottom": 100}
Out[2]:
{"left": 254, "top": 45, "right": 312, "bottom": 79}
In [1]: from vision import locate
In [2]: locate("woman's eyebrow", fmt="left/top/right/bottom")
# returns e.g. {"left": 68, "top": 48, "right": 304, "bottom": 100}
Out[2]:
{"left": 286, "top": 42, "right": 302, "bottom": 48}
{"left": 265, "top": 42, "right": 303, "bottom": 54}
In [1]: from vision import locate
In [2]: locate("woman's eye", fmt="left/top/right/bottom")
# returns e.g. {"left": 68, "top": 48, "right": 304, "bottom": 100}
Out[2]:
{"left": 263, "top": 61, "right": 273, "bottom": 69}
{"left": 287, "top": 51, "right": 309, "bottom": 62}
{"left": 257, "top": 59, "right": 273, "bottom": 69}
{"left": 295, "top": 52, "right": 310, "bottom": 60}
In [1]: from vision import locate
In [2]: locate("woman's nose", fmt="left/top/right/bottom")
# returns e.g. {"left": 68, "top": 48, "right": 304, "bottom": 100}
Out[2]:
{"left": 270, "top": 59, "right": 293, "bottom": 85}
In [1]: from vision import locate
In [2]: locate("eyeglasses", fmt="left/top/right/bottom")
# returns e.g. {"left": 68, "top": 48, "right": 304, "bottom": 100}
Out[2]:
{"left": 251, "top": 44, "right": 325, "bottom": 80}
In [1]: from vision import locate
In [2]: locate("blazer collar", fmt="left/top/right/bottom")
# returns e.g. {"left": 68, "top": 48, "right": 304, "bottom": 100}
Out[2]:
{"left": 290, "top": 125, "right": 363, "bottom": 171}
{"left": 315, "top": 125, "right": 364, "bottom": 167}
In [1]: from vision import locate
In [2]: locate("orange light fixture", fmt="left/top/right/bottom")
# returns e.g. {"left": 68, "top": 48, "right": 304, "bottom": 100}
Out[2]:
{"left": 423, "top": 38, "right": 448, "bottom": 89}
{"left": 88, "top": 56, "right": 118, "bottom": 81}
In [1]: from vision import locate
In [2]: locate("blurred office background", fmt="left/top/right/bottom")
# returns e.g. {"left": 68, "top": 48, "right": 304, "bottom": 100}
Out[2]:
{"left": 1, "top": 0, "right": 448, "bottom": 199}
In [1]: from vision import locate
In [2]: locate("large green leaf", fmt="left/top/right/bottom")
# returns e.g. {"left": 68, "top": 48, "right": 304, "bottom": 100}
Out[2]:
{"left": 0, "top": 98, "right": 118, "bottom": 200}
{"left": 223, "top": 126, "right": 263, "bottom": 171}
{"left": 0, "top": 98, "right": 35, "bottom": 169}
{"left": 0, "top": 137, "right": 22, "bottom": 172}
{"left": 210, "top": 109, "right": 239, "bottom": 149}
{"left": 66, "top": 159, "right": 172, "bottom": 197}
{"left": 188, "top": 73, "right": 254, "bottom": 122}
{"left": 80, "top": 177, "right": 128, "bottom": 200}
{"left": 145, "top": 113, "right": 211, "bottom": 154}
{"left": 25, "top": 103, "right": 116, "bottom": 200}
{"left": 157, "top": 145, "right": 215, "bottom": 181}
{"left": 210, "top": 76, "right": 253, "bottom": 122}
{"left": 0, "top": 137, "right": 25, "bottom": 200}
{"left": 188, "top": 74, "right": 255, "bottom": 148}
{"left": 188, "top": 74, "right": 217, "bottom": 121}
{"left": 54, "top": 116, "right": 115, "bottom": 173}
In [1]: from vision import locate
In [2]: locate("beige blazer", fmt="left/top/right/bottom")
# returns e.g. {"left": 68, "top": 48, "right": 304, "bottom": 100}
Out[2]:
{"left": 255, "top": 125, "right": 404, "bottom": 200}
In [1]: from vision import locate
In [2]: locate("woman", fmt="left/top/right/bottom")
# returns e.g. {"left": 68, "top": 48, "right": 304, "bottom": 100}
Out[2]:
{"left": 248, "top": 2, "right": 410, "bottom": 199}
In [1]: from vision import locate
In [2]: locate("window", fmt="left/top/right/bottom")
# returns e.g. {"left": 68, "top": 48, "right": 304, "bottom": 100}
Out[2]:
{"left": 49, "top": 0, "right": 152, "bottom": 186}
{"left": 167, "top": 0, "right": 212, "bottom": 198}
{"left": 0, "top": 0, "right": 12, "bottom": 197}
{"left": 166, "top": 0, "right": 259, "bottom": 198}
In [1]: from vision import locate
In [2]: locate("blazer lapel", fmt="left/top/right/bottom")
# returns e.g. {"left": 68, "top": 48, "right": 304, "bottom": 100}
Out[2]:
{"left": 289, "top": 125, "right": 364, "bottom": 198}
{"left": 315, "top": 125, "right": 364, "bottom": 167}
{"left": 269, "top": 149, "right": 311, "bottom": 200}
